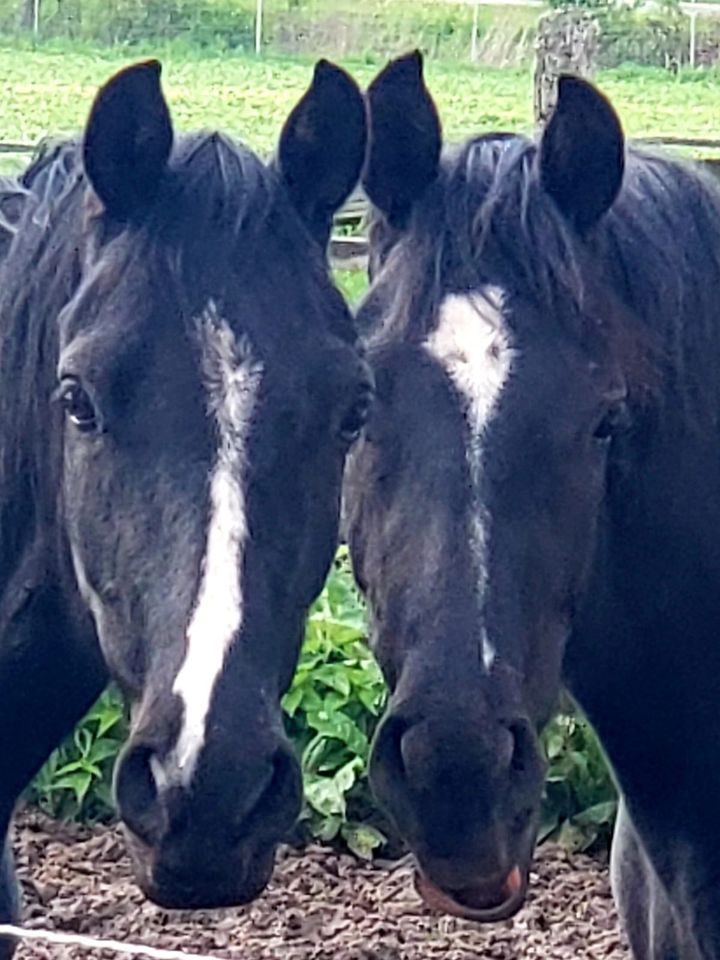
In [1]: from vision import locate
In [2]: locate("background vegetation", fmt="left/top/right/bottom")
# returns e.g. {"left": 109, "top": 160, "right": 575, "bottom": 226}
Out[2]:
{"left": 3, "top": 47, "right": 720, "bottom": 171}
{"left": 0, "top": 0, "right": 537, "bottom": 60}
{"left": 2, "top": 0, "right": 720, "bottom": 68}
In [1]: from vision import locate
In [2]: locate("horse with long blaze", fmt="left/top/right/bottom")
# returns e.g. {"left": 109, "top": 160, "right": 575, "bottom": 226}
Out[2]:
{"left": 0, "top": 57, "right": 371, "bottom": 942}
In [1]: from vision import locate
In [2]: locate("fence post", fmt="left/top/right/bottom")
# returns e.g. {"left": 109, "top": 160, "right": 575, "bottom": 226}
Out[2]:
{"left": 689, "top": 10, "right": 697, "bottom": 67}
{"left": 470, "top": 0, "right": 480, "bottom": 61}
{"left": 533, "top": 9, "right": 599, "bottom": 127}
{"left": 255, "top": 0, "right": 263, "bottom": 54}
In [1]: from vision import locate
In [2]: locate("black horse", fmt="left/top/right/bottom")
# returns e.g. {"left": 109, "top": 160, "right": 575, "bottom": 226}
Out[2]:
{"left": 0, "top": 58, "right": 371, "bottom": 935}
{"left": 344, "top": 52, "right": 720, "bottom": 959}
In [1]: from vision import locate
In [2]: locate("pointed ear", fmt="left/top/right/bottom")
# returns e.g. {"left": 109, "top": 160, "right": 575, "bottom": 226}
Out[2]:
{"left": 83, "top": 60, "right": 173, "bottom": 222}
{"left": 363, "top": 51, "right": 441, "bottom": 230}
{"left": 278, "top": 60, "right": 367, "bottom": 248}
{"left": 538, "top": 75, "right": 624, "bottom": 231}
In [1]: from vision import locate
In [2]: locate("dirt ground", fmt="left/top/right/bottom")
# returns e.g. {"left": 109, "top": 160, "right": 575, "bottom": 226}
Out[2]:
{"left": 11, "top": 812, "right": 629, "bottom": 960}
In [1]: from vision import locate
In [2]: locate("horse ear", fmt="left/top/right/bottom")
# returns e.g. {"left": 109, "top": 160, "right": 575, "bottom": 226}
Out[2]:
{"left": 538, "top": 75, "right": 624, "bottom": 231}
{"left": 278, "top": 60, "right": 367, "bottom": 248}
{"left": 83, "top": 60, "right": 173, "bottom": 222}
{"left": 363, "top": 51, "right": 442, "bottom": 229}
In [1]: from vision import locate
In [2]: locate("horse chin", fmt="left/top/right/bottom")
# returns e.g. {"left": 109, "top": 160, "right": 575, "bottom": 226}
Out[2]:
{"left": 121, "top": 826, "right": 276, "bottom": 910}
{"left": 414, "top": 863, "right": 528, "bottom": 923}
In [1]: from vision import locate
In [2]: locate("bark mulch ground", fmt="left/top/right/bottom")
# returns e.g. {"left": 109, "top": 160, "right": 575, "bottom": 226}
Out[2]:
{"left": 12, "top": 812, "right": 629, "bottom": 960}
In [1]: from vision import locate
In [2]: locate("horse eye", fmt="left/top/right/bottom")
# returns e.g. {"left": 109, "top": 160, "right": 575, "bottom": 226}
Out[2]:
{"left": 58, "top": 379, "right": 98, "bottom": 433}
{"left": 338, "top": 386, "right": 374, "bottom": 446}
{"left": 594, "top": 401, "right": 630, "bottom": 442}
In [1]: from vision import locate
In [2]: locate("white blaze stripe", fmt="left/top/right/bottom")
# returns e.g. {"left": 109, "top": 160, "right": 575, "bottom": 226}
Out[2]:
{"left": 172, "top": 302, "right": 262, "bottom": 785}
{"left": 424, "top": 287, "right": 515, "bottom": 672}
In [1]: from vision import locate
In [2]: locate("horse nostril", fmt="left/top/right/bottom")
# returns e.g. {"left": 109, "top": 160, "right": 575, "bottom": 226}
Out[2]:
{"left": 370, "top": 713, "right": 409, "bottom": 790}
{"left": 269, "top": 746, "right": 300, "bottom": 806}
{"left": 507, "top": 720, "right": 535, "bottom": 777}
{"left": 115, "top": 744, "right": 165, "bottom": 846}
{"left": 235, "top": 743, "right": 302, "bottom": 839}
{"left": 511, "top": 806, "right": 534, "bottom": 835}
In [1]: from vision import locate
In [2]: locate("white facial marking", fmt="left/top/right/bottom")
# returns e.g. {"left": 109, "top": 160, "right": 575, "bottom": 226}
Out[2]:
{"left": 424, "top": 288, "right": 515, "bottom": 672}
{"left": 480, "top": 627, "right": 497, "bottom": 674}
{"left": 172, "top": 300, "right": 263, "bottom": 786}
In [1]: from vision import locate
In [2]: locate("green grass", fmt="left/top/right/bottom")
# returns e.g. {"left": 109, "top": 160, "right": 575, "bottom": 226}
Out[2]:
{"left": 599, "top": 64, "right": 720, "bottom": 143}
{"left": 334, "top": 270, "right": 368, "bottom": 306}
{"left": 2, "top": 45, "right": 720, "bottom": 168}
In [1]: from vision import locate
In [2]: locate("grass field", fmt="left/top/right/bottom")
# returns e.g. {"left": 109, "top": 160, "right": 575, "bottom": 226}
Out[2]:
{"left": 2, "top": 44, "right": 720, "bottom": 172}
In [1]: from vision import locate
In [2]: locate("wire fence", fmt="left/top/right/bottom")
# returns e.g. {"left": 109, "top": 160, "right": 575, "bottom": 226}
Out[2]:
{"left": 0, "top": 923, "right": 236, "bottom": 960}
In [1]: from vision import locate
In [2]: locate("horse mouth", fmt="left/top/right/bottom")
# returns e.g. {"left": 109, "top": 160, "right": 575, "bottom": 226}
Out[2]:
{"left": 141, "top": 865, "right": 274, "bottom": 911}
{"left": 414, "top": 864, "right": 527, "bottom": 922}
{"left": 122, "top": 825, "right": 276, "bottom": 910}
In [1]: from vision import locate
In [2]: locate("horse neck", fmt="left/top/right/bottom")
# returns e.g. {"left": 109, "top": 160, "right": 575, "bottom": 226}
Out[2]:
{"left": 564, "top": 416, "right": 720, "bottom": 822}
{"left": 0, "top": 270, "right": 70, "bottom": 617}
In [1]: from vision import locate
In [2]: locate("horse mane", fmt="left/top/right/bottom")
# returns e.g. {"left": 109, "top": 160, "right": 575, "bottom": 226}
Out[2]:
{"left": 368, "top": 133, "right": 720, "bottom": 417}
{"left": 0, "top": 130, "right": 353, "bottom": 606}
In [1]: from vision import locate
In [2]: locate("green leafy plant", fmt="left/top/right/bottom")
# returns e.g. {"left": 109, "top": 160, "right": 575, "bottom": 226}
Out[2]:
{"left": 283, "top": 548, "right": 387, "bottom": 858}
{"left": 540, "top": 703, "right": 618, "bottom": 851}
{"left": 26, "top": 686, "right": 127, "bottom": 821}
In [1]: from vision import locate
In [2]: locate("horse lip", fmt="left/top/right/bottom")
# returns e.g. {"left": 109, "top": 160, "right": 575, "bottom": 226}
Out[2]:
{"left": 414, "top": 864, "right": 528, "bottom": 922}
{"left": 121, "top": 823, "right": 276, "bottom": 909}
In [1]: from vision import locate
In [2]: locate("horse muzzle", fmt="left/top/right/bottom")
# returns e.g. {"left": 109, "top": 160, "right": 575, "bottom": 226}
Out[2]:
{"left": 414, "top": 861, "right": 528, "bottom": 922}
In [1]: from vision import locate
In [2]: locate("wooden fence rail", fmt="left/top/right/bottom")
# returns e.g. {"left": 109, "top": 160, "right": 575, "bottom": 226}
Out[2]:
{"left": 0, "top": 141, "right": 38, "bottom": 154}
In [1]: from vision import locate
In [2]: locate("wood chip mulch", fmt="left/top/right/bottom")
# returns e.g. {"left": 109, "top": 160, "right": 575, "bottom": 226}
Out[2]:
{"left": 12, "top": 812, "right": 629, "bottom": 959}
